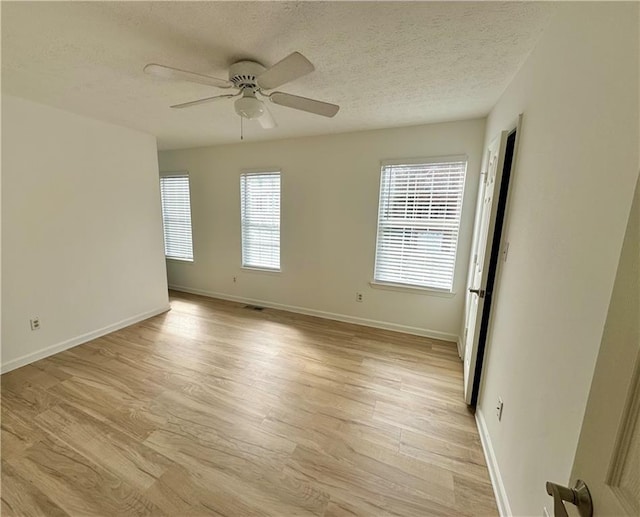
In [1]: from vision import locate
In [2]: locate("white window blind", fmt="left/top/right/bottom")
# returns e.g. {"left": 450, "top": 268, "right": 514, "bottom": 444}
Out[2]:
{"left": 241, "top": 171, "right": 280, "bottom": 270}
{"left": 374, "top": 158, "right": 467, "bottom": 291}
{"left": 159, "top": 174, "right": 194, "bottom": 261}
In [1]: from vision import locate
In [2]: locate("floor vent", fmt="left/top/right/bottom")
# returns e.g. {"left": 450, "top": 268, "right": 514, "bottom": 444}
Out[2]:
{"left": 244, "top": 305, "right": 264, "bottom": 311}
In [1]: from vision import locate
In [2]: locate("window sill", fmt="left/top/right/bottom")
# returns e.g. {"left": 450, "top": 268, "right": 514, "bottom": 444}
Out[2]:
{"left": 241, "top": 266, "right": 281, "bottom": 274}
{"left": 369, "top": 281, "right": 455, "bottom": 298}
{"left": 166, "top": 257, "right": 194, "bottom": 264}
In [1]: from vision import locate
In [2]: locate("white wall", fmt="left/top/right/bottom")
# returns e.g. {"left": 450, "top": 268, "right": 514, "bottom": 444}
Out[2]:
{"left": 475, "top": 4, "right": 639, "bottom": 516}
{"left": 159, "top": 119, "right": 485, "bottom": 341}
{"left": 1, "top": 95, "right": 169, "bottom": 372}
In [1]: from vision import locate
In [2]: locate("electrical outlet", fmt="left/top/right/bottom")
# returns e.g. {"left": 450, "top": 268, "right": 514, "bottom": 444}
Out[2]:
{"left": 496, "top": 397, "right": 504, "bottom": 421}
{"left": 233, "top": 276, "right": 237, "bottom": 283}
{"left": 355, "top": 292, "right": 363, "bottom": 302}
{"left": 30, "top": 317, "right": 40, "bottom": 331}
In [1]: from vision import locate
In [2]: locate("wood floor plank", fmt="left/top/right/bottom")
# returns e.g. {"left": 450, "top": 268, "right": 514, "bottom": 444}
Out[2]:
{"left": 143, "top": 430, "right": 328, "bottom": 516}
{"left": 1, "top": 407, "right": 49, "bottom": 461}
{"left": 400, "top": 429, "right": 491, "bottom": 484}
{"left": 34, "top": 402, "right": 174, "bottom": 490}
{"left": 46, "top": 375, "right": 165, "bottom": 441}
{"left": 1, "top": 460, "right": 69, "bottom": 517}
{"left": 143, "top": 465, "right": 254, "bottom": 516}
{"left": 1, "top": 384, "right": 61, "bottom": 421}
{"left": 401, "top": 428, "right": 484, "bottom": 463}
{"left": 285, "top": 446, "right": 461, "bottom": 517}
{"left": 1, "top": 290, "right": 497, "bottom": 516}
{"left": 373, "top": 400, "right": 482, "bottom": 447}
{"left": 1, "top": 363, "right": 70, "bottom": 392}
{"left": 453, "top": 474, "right": 500, "bottom": 516}
{"left": 5, "top": 433, "right": 165, "bottom": 516}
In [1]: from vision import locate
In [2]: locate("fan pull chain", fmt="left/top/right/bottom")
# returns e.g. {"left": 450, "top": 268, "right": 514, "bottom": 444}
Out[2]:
{"left": 240, "top": 116, "right": 244, "bottom": 141}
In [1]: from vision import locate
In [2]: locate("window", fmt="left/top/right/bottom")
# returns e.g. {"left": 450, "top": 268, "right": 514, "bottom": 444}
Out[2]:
{"left": 374, "top": 158, "right": 467, "bottom": 291}
{"left": 159, "top": 173, "right": 194, "bottom": 261}
{"left": 240, "top": 171, "right": 280, "bottom": 270}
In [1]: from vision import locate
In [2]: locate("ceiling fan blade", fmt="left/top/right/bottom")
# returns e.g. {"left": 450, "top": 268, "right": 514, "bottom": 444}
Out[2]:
{"left": 257, "top": 105, "right": 277, "bottom": 129}
{"left": 170, "top": 94, "right": 238, "bottom": 109}
{"left": 269, "top": 92, "right": 339, "bottom": 118}
{"left": 257, "top": 52, "right": 315, "bottom": 90}
{"left": 144, "top": 63, "right": 233, "bottom": 89}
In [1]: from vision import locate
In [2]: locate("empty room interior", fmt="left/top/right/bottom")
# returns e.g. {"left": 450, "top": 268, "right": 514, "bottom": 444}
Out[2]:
{"left": 2, "top": 2, "right": 639, "bottom": 516}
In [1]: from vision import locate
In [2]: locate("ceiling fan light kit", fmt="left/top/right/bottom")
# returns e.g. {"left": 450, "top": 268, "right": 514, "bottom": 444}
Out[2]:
{"left": 144, "top": 52, "right": 340, "bottom": 133}
{"left": 234, "top": 93, "right": 265, "bottom": 120}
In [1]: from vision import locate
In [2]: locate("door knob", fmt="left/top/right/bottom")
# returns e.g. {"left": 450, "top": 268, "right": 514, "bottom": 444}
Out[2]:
{"left": 545, "top": 479, "right": 593, "bottom": 517}
{"left": 468, "top": 288, "right": 485, "bottom": 298}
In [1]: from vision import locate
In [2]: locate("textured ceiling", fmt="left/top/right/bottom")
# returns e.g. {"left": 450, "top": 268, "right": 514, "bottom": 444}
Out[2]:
{"left": 2, "top": 2, "right": 552, "bottom": 150}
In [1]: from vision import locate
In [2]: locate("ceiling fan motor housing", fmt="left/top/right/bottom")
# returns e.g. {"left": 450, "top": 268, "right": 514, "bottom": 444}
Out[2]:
{"left": 228, "top": 60, "right": 265, "bottom": 91}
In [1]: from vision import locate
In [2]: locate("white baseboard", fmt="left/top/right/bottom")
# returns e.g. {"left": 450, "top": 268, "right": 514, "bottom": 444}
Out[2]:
{"left": 169, "top": 284, "right": 459, "bottom": 343}
{"left": 1, "top": 305, "right": 171, "bottom": 374}
{"left": 476, "top": 408, "right": 512, "bottom": 517}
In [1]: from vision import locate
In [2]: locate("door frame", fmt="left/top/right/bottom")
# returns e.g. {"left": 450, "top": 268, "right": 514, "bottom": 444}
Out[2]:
{"left": 467, "top": 114, "right": 523, "bottom": 407}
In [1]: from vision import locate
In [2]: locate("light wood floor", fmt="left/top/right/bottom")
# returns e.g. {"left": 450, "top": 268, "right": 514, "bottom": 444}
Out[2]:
{"left": 1, "top": 291, "right": 497, "bottom": 516}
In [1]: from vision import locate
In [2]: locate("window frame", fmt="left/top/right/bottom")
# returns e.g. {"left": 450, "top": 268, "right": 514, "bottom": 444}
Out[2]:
{"left": 159, "top": 171, "right": 194, "bottom": 263}
{"left": 372, "top": 155, "right": 468, "bottom": 294}
{"left": 240, "top": 170, "right": 281, "bottom": 272}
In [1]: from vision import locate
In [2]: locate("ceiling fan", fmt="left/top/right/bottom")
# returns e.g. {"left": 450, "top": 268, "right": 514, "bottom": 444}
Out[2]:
{"left": 144, "top": 52, "right": 339, "bottom": 129}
